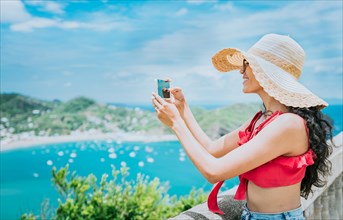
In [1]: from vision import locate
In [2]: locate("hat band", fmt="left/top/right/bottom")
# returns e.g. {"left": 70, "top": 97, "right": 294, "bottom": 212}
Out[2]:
{"left": 248, "top": 47, "right": 302, "bottom": 79}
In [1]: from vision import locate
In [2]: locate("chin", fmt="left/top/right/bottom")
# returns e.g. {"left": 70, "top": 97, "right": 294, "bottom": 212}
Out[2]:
{"left": 243, "top": 85, "right": 261, "bottom": 94}
{"left": 242, "top": 88, "right": 252, "bottom": 93}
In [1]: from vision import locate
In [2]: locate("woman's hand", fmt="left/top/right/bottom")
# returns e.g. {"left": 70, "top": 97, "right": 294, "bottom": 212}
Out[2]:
{"left": 151, "top": 92, "right": 182, "bottom": 128}
{"left": 169, "top": 87, "right": 187, "bottom": 116}
{"left": 163, "top": 79, "right": 187, "bottom": 117}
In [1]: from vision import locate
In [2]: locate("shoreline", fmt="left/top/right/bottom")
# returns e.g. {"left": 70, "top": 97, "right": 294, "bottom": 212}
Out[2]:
{"left": 2, "top": 131, "right": 342, "bottom": 153}
{"left": 0, "top": 132, "right": 179, "bottom": 152}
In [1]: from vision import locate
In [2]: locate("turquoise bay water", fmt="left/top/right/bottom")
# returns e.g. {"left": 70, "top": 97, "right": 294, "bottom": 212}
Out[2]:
{"left": 1, "top": 140, "right": 238, "bottom": 219}
{"left": 322, "top": 104, "right": 343, "bottom": 135}
{"left": 1, "top": 104, "right": 342, "bottom": 219}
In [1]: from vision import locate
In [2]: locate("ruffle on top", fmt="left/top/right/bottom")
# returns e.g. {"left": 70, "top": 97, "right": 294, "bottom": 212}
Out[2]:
{"left": 270, "top": 149, "right": 316, "bottom": 169}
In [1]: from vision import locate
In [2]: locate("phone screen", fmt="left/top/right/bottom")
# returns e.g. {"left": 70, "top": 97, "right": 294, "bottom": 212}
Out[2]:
{"left": 156, "top": 79, "right": 170, "bottom": 98}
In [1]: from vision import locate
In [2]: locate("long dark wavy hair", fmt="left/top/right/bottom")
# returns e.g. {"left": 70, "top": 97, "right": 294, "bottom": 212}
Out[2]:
{"left": 287, "top": 107, "right": 334, "bottom": 199}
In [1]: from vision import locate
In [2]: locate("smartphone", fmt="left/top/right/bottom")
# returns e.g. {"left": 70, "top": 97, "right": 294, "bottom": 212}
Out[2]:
{"left": 156, "top": 79, "right": 171, "bottom": 98}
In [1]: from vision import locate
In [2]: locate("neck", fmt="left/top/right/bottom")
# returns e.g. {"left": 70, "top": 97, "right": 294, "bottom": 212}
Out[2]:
{"left": 257, "top": 90, "right": 288, "bottom": 113}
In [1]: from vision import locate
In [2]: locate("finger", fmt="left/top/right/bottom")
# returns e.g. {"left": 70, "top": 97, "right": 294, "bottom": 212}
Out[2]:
{"left": 164, "top": 98, "right": 174, "bottom": 104}
{"left": 151, "top": 99, "right": 158, "bottom": 110}
{"left": 165, "top": 78, "right": 172, "bottom": 82}
{"left": 169, "top": 87, "right": 182, "bottom": 93}
{"left": 152, "top": 95, "right": 163, "bottom": 109}
{"left": 151, "top": 97, "right": 159, "bottom": 108}
{"left": 164, "top": 89, "right": 173, "bottom": 99}
{"left": 151, "top": 96, "right": 161, "bottom": 109}
{"left": 152, "top": 92, "right": 166, "bottom": 105}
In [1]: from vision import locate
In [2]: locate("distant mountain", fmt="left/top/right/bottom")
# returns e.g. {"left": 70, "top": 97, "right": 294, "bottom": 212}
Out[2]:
{"left": 0, "top": 93, "right": 260, "bottom": 140}
{"left": 0, "top": 93, "right": 57, "bottom": 117}
{"left": 0, "top": 93, "right": 163, "bottom": 137}
{"left": 57, "top": 97, "right": 96, "bottom": 113}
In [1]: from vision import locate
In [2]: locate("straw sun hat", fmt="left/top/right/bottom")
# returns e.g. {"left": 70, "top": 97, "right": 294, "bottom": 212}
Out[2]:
{"left": 212, "top": 33, "right": 328, "bottom": 109}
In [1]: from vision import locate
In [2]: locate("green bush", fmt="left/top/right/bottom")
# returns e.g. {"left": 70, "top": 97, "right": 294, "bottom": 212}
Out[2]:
{"left": 21, "top": 165, "right": 207, "bottom": 220}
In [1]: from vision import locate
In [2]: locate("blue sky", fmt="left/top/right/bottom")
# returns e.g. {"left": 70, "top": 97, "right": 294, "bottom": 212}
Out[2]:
{"left": 1, "top": 0, "right": 342, "bottom": 105}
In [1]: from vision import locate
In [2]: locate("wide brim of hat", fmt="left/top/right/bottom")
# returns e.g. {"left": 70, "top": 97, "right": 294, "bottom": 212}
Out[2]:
{"left": 212, "top": 48, "right": 328, "bottom": 109}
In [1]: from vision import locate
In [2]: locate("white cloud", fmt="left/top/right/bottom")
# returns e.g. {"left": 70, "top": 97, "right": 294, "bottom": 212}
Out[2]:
{"left": 43, "top": 1, "right": 65, "bottom": 14}
{"left": 9, "top": 15, "right": 133, "bottom": 32}
{"left": 0, "top": 0, "right": 64, "bottom": 31}
{"left": 213, "top": 2, "right": 235, "bottom": 12}
{"left": 11, "top": 17, "right": 57, "bottom": 32}
{"left": 138, "top": 28, "right": 216, "bottom": 69}
{"left": 25, "top": 0, "right": 65, "bottom": 14}
{"left": 24, "top": 0, "right": 44, "bottom": 6}
{"left": 306, "top": 57, "right": 343, "bottom": 75}
{"left": 78, "top": 20, "right": 133, "bottom": 32}
{"left": 63, "top": 71, "right": 74, "bottom": 76}
{"left": 64, "top": 82, "right": 72, "bottom": 87}
{"left": 0, "top": 0, "right": 31, "bottom": 23}
{"left": 2, "top": 0, "right": 132, "bottom": 32}
{"left": 175, "top": 8, "right": 188, "bottom": 16}
{"left": 186, "top": 0, "right": 215, "bottom": 5}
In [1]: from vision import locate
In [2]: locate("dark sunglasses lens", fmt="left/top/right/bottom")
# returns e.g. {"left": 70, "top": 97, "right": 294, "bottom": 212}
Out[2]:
{"left": 242, "top": 60, "right": 249, "bottom": 73}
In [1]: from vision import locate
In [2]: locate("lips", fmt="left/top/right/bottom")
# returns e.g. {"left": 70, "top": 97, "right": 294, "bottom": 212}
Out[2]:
{"left": 243, "top": 77, "right": 249, "bottom": 84}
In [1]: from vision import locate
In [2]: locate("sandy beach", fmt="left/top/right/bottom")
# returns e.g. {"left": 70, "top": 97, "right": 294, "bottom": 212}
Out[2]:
{"left": 2, "top": 131, "right": 342, "bottom": 152}
{"left": 0, "top": 132, "right": 179, "bottom": 152}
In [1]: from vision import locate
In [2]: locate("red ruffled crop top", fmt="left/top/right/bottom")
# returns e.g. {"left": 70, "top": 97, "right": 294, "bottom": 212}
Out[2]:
{"left": 207, "top": 111, "right": 316, "bottom": 215}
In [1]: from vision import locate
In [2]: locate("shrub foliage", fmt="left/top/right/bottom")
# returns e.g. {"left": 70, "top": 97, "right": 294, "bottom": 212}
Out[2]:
{"left": 21, "top": 165, "right": 207, "bottom": 220}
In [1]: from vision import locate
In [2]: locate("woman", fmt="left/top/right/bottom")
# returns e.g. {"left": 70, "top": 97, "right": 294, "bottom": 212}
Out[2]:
{"left": 151, "top": 33, "right": 333, "bottom": 219}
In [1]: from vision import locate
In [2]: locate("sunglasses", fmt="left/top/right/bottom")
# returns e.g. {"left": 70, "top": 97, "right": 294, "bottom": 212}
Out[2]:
{"left": 242, "top": 59, "right": 249, "bottom": 74}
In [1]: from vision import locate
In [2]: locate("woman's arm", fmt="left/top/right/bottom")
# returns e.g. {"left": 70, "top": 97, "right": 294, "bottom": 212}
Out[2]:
{"left": 177, "top": 101, "right": 251, "bottom": 158}
{"left": 180, "top": 102, "right": 212, "bottom": 149}
{"left": 170, "top": 87, "right": 249, "bottom": 158}
{"left": 172, "top": 113, "right": 307, "bottom": 183}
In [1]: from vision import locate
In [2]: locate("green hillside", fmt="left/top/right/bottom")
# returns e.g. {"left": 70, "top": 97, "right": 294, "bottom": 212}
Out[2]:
{"left": 195, "top": 103, "right": 261, "bottom": 138}
{"left": 0, "top": 93, "right": 260, "bottom": 139}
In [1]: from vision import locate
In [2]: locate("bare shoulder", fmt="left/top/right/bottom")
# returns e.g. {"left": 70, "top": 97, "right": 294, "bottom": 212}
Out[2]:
{"left": 275, "top": 113, "right": 306, "bottom": 131}
{"left": 259, "top": 113, "right": 307, "bottom": 140}
{"left": 269, "top": 113, "right": 308, "bottom": 155}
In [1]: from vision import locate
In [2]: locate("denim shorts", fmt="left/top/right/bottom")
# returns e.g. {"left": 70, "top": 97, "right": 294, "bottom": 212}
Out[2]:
{"left": 241, "top": 203, "right": 305, "bottom": 220}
